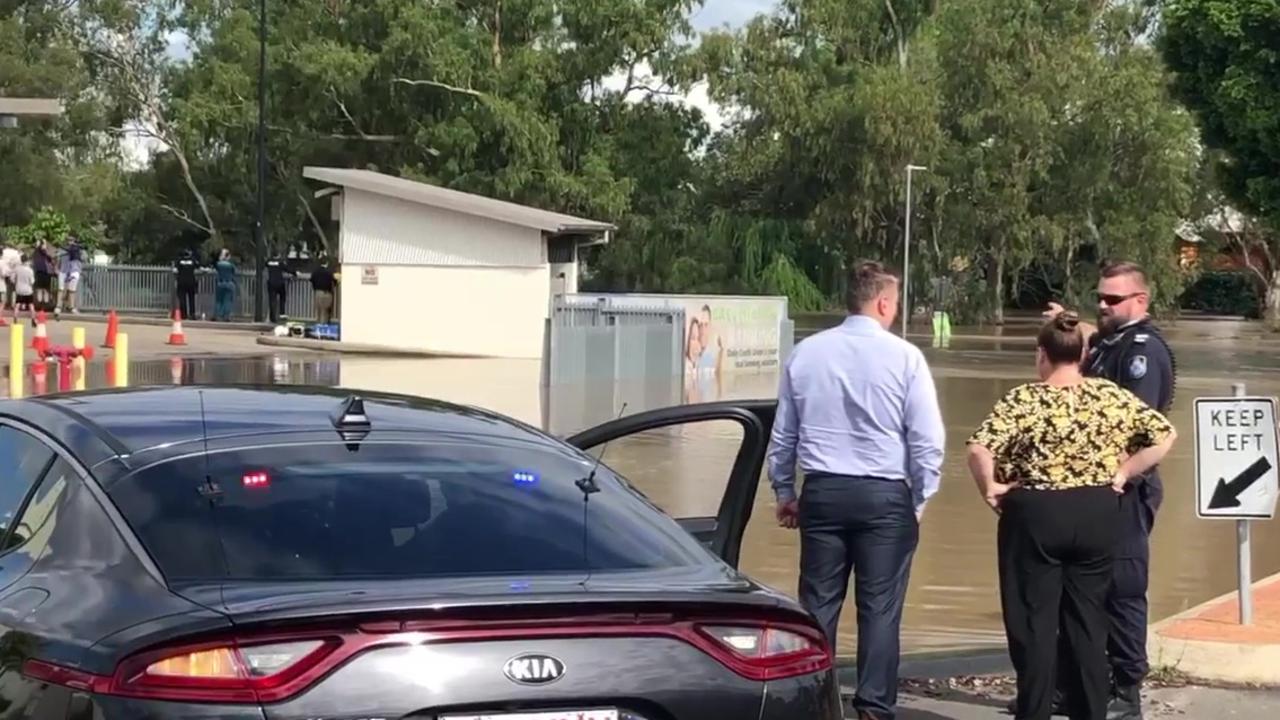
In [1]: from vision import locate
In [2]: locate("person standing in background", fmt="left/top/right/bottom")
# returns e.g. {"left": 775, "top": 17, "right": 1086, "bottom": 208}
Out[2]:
{"left": 213, "top": 249, "right": 237, "bottom": 322}
{"left": 265, "top": 250, "right": 295, "bottom": 324}
{"left": 1, "top": 241, "right": 20, "bottom": 311}
{"left": 310, "top": 257, "right": 337, "bottom": 325}
{"left": 767, "top": 260, "right": 946, "bottom": 720}
{"left": 173, "top": 248, "right": 199, "bottom": 320}
{"left": 13, "top": 253, "right": 36, "bottom": 326}
{"left": 32, "top": 239, "right": 56, "bottom": 312}
{"left": 55, "top": 234, "right": 84, "bottom": 318}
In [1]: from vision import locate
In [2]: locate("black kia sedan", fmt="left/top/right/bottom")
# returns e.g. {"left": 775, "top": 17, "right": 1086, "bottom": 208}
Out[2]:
{"left": 0, "top": 385, "right": 840, "bottom": 720}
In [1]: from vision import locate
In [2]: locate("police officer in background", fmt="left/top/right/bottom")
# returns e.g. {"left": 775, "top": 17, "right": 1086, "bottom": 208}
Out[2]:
{"left": 265, "top": 250, "right": 295, "bottom": 324}
{"left": 1042, "top": 260, "right": 1175, "bottom": 720}
{"left": 173, "top": 249, "right": 200, "bottom": 320}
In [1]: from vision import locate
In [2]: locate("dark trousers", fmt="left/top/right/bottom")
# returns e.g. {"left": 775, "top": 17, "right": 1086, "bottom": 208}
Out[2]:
{"left": 1055, "top": 483, "right": 1159, "bottom": 697}
{"left": 176, "top": 284, "right": 196, "bottom": 320}
{"left": 269, "top": 284, "right": 287, "bottom": 322}
{"left": 1000, "top": 486, "right": 1120, "bottom": 720}
{"left": 799, "top": 475, "right": 918, "bottom": 720}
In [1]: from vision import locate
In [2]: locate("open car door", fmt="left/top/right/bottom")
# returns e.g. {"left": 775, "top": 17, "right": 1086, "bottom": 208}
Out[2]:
{"left": 565, "top": 399, "right": 777, "bottom": 570}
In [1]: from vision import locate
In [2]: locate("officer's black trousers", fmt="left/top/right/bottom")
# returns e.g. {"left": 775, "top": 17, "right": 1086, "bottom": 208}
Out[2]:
{"left": 175, "top": 284, "right": 196, "bottom": 321}
{"left": 999, "top": 486, "right": 1120, "bottom": 720}
{"left": 269, "top": 284, "right": 287, "bottom": 322}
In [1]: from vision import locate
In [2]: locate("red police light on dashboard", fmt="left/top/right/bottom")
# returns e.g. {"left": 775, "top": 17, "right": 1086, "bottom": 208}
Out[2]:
{"left": 242, "top": 472, "right": 270, "bottom": 489}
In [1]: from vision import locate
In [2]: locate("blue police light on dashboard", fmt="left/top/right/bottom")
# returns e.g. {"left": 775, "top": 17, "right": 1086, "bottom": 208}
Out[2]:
{"left": 512, "top": 470, "right": 540, "bottom": 486}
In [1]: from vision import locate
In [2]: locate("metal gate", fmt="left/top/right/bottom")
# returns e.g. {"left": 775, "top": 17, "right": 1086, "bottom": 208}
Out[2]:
{"left": 545, "top": 296, "right": 685, "bottom": 385}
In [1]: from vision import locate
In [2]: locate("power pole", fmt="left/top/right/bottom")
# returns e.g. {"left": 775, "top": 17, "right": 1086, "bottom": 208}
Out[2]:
{"left": 254, "top": 0, "right": 268, "bottom": 322}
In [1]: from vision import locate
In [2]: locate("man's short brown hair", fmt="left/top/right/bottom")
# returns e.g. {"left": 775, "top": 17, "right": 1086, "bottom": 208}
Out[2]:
{"left": 1100, "top": 260, "right": 1149, "bottom": 290}
{"left": 846, "top": 260, "right": 899, "bottom": 313}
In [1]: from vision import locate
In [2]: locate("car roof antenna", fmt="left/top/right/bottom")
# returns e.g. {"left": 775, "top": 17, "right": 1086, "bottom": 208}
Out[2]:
{"left": 196, "top": 390, "right": 234, "bottom": 609}
{"left": 195, "top": 390, "right": 222, "bottom": 503}
{"left": 332, "top": 395, "right": 372, "bottom": 449}
{"left": 576, "top": 402, "right": 627, "bottom": 497}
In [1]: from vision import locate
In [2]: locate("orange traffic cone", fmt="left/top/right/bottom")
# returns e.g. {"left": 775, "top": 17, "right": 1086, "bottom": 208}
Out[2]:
{"left": 166, "top": 308, "right": 187, "bottom": 346}
{"left": 30, "top": 311, "right": 49, "bottom": 354}
{"left": 102, "top": 310, "right": 119, "bottom": 348}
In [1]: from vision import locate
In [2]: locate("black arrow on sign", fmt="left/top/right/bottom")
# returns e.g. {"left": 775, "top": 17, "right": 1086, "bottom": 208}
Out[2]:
{"left": 1208, "top": 457, "right": 1274, "bottom": 509}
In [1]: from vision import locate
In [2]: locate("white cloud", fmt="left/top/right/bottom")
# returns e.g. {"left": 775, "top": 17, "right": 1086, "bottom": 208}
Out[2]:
{"left": 691, "top": 0, "right": 777, "bottom": 31}
{"left": 598, "top": 60, "right": 730, "bottom": 134}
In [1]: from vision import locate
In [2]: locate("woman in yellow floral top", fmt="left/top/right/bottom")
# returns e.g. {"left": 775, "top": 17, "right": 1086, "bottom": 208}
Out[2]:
{"left": 967, "top": 313, "right": 1176, "bottom": 720}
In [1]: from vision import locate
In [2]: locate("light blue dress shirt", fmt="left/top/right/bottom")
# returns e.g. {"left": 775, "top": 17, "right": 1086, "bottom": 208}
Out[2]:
{"left": 766, "top": 314, "right": 946, "bottom": 513}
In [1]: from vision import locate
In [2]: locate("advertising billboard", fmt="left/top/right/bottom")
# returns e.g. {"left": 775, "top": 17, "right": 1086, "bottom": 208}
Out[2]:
{"left": 574, "top": 293, "right": 790, "bottom": 376}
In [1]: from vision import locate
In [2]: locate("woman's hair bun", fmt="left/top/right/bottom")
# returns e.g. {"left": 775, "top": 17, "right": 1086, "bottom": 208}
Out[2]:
{"left": 1055, "top": 311, "right": 1081, "bottom": 332}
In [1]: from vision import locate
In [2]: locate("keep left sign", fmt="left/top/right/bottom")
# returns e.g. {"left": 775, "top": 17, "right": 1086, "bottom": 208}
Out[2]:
{"left": 1194, "top": 396, "right": 1280, "bottom": 520}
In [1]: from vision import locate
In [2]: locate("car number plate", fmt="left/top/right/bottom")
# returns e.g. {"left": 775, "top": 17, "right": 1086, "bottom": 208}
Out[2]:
{"left": 439, "top": 711, "right": 619, "bottom": 720}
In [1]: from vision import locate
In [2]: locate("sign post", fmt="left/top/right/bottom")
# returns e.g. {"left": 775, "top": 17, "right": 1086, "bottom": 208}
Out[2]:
{"left": 1193, "top": 383, "right": 1280, "bottom": 625}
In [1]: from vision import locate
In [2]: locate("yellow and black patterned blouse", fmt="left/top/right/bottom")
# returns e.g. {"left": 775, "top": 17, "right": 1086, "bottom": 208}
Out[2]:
{"left": 967, "top": 378, "right": 1175, "bottom": 490}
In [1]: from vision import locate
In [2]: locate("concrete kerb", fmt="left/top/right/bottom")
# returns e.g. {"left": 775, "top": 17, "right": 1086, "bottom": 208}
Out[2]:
{"left": 1147, "top": 573, "right": 1280, "bottom": 687}
{"left": 255, "top": 335, "right": 487, "bottom": 358}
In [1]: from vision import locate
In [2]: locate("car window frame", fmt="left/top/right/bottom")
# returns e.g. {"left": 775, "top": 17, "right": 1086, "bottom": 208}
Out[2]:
{"left": 0, "top": 422, "right": 59, "bottom": 557}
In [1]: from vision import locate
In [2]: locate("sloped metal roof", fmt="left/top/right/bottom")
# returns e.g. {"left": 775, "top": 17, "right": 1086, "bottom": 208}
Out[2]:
{"left": 303, "top": 167, "right": 615, "bottom": 236}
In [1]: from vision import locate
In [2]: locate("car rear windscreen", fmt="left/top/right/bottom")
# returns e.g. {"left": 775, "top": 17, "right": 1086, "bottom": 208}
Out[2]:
{"left": 108, "top": 440, "right": 714, "bottom": 581}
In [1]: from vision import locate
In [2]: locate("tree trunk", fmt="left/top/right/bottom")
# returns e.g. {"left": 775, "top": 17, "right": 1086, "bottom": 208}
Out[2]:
{"left": 493, "top": 1, "right": 502, "bottom": 69}
{"left": 993, "top": 250, "right": 1005, "bottom": 325}
{"left": 1266, "top": 270, "right": 1280, "bottom": 332}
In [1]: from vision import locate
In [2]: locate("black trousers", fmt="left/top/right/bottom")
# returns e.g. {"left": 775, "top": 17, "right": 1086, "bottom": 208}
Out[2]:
{"left": 799, "top": 475, "right": 918, "bottom": 720}
{"left": 1055, "top": 481, "right": 1159, "bottom": 696}
{"left": 269, "top": 284, "right": 287, "bottom": 322}
{"left": 175, "top": 284, "right": 196, "bottom": 321}
{"left": 1000, "top": 486, "right": 1121, "bottom": 720}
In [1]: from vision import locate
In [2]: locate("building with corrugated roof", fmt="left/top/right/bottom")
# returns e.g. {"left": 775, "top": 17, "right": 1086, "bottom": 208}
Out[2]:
{"left": 303, "top": 167, "right": 614, "bottom": 358}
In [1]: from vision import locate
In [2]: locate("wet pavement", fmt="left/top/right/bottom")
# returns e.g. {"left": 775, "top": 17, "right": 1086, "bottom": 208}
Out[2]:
{"left": 4, "top": 315, "right": 1279, "bottom": 662}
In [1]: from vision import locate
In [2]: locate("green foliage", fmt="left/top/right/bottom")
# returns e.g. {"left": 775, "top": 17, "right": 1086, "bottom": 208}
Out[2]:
{"left": 1180, "top": 270, "right": 1262, "bottom": 319}
{"left": 4, "top": 206, "right": 70, "bottom": 247}
{"left": 1162, "top": 0, "right": 1280, "bottom": 327}
{"left": 0, "top": 0, "right": 1225, "bottom": 322}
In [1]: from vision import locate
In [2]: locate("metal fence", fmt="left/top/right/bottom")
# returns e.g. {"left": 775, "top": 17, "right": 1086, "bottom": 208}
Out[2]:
{"left": 545, "top": 297, "right": 685, "bottom": 385}
{"left": 77, "top": 265, "right": 329, "bottom": 322}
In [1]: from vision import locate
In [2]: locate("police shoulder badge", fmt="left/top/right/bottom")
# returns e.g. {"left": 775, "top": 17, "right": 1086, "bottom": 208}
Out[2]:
{"left": 1129, "top": 354, "right": 1148, "bottom": 379}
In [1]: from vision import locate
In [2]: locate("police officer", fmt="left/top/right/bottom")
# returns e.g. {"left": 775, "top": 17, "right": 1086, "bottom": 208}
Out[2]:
{"left": 1043, "top": 261, "right": 1175, "bottom": 720}
{"left": 265, "top": 250, "right": 295, "bottom": 324}
{"left": 173, "top": 249, "right": 200, "bottom": 320}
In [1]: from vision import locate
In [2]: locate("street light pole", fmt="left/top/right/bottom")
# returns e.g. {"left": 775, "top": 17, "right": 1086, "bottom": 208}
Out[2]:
{"left": 254, "top": 0, "right": 268, "bottom": 322}
{"left": 902, "top": 163, "right": 928, "bottom": 337}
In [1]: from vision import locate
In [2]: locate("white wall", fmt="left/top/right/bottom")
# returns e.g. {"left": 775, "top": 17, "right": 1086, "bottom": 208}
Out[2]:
{"left": 337, "top": 188, "right": 555, "bottom": 358}
{"left": 549, "top": 261, "right": 578, "bottom": 296}
{"left": 340, "top": 264, "right": 551, "bottom": 358}
{"left": 341, "top": 188, "right": 545, "bottom": 267}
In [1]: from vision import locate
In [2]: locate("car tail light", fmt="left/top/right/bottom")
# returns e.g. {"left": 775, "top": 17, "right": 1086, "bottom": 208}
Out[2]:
{"left": 108, "top": 638, "right": 338, "bottom": 703}
{"left": 697, "top": 623, "right": 832, "bottom": 681}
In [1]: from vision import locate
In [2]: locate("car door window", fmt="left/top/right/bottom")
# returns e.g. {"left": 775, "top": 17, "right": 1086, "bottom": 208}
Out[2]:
{"left": 0, "top": 426, "right": 56, "bottom": 549}
{"left": 567, "top": 403, "right": 774, "bottom": 568}
{"left": 5, "top": 458, "right": 73, "bottom": 555}
{"left": 587, "top": 419, "right": 745, "bottom": 520}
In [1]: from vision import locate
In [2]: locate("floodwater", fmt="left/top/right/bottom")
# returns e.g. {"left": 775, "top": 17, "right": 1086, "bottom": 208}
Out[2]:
{"left": 6, "top": 316, "right": 1280, "bottom": 659}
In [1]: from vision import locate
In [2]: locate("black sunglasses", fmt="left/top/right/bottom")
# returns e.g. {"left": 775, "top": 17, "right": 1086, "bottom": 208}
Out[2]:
{"left": 1097, "top": 292, "right": 1144, "bottom": 307}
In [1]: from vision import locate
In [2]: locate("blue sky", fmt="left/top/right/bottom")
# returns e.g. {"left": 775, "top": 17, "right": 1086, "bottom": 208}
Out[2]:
{"left": 691, "top": 0, "right": 776, "bottom": 31}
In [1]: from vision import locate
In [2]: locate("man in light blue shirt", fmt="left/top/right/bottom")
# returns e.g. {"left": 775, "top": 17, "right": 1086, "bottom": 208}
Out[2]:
{"left": 767, "top": 260, "right": 945, "bottom": 720}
